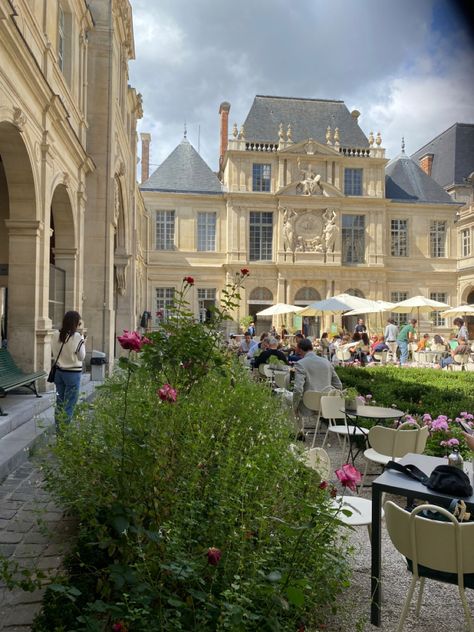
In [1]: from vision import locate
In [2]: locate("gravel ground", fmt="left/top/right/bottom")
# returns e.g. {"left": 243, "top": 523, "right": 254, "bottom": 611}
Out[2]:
{"left": 310, "top": 430, "right": 474, "bottom": 632}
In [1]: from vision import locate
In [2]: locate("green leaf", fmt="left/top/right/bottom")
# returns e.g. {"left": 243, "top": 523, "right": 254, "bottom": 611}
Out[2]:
{"left": 286, "top": 585, "right": 305, "bottom": 607}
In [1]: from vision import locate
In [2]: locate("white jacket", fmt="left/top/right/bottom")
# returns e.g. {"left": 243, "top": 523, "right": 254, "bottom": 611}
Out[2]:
{"left": 51, "top": 330, "right": 86, "bottom": 371}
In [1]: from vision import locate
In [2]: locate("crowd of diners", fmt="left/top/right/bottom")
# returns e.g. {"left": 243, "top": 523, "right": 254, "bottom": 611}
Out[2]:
{"left": 227, "top": 315, "right": 472, "bottom": 369}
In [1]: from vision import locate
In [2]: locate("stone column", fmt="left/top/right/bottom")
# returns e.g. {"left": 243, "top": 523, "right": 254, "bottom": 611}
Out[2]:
{"left": 4, "top": 219, "right": 43, "bottom": 371}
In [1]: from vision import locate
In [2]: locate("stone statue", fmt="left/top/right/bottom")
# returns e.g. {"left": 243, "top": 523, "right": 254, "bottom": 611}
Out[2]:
{"left": 282, "top": 207, "right": 297, "bottom": 252}
{"left": 323, "top": 209, "right": 338, "bottom": 252}
{"left": 298, "top": 160, "right": 324, "bottom": 196}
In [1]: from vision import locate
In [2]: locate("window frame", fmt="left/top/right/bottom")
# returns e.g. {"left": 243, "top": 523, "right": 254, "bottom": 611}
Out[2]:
{"left": 252, "top": 163, "right": 272, "bottom": 192}
{"left": 155, "top": 287, "right": 175, "bottom": 323}
{"left": 390, "top": 291, "right": 408, "bottom": 327}
{"left": 341, "top": 214, "right": 365, "bottom": 264}
{"left": 249, "top": 211, "right": 273, "bottom": 261}
{"left": 461, "top": 228, "right": 471, "bottom": 257}
{"left": 344, "top": 168, "right": 363, "bottom": 196}
{"left": 155, "top": 210, "right": 175, "bottom": 251}
{"left": 197, "top": 212, "right": 217, "bottom": 252}
{"left": 430, "top": 292, "right": 447, "bottom": 327}
{"left": 429, "top": 220, "right": 447, "bottom": 258}
{"left": 390, "top": 218, "right": 408, "bottom": 257}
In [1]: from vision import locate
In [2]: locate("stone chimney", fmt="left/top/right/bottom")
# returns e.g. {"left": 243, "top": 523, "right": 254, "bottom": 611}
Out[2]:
{"left": 418, "top": 153, "right": 434, "bottom": 177}
{"left": 140, "top": 132, "right": 151, "bottom": 183}
{"left": 219, "top": 101, "right": 231, "bottom": 171}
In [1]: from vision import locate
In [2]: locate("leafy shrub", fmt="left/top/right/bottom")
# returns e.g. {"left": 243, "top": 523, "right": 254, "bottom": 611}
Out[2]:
{"left": 31, "top": 275, "right": 351, "bottom": 631}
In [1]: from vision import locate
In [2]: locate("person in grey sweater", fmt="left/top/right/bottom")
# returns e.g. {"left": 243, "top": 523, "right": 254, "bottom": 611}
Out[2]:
{"left": 293, "top": 338, "right": 342, "bottom": 417}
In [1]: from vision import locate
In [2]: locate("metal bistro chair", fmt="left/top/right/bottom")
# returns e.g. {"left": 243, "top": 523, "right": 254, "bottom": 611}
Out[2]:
{"left": 304, "top": 448, "right": 381, "bottom": 541}
{"left": 361, "top": 422, "right": 429, "bottom": 488}
{"left": 450, "top": 353, "right": 471, "bottom": 372}
{"left": 320, "top": 394, "right": 369, "bottom": 467}
{"left": 299, "top": 388, "right": 339, "bottom": 447}
{"left": 384, "top": 501, "right": 474, "bottom": 632}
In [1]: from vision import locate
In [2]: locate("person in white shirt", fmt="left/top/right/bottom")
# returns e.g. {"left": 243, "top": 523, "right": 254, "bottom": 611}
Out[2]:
{"left": 384, "top": 318, "right": 399, "bottom": 363}
{"left": 51, "top": 311, "right": 86, "bottom": 428}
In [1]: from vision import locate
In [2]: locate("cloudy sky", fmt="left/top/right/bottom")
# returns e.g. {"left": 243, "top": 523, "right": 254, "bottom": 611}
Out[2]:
{"left": 129, "top": 0, "right": 474, "bottom": 176}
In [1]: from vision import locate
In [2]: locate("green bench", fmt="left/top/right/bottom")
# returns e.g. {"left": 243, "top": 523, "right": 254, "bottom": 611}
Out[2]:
{"left": 0, "top": 348, "right": 47, "bottom": 416}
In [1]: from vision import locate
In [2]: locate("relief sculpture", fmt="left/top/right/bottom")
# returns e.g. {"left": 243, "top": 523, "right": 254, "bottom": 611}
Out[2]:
{"left": 281, "top": 207, "right": 338, "bottom": 256}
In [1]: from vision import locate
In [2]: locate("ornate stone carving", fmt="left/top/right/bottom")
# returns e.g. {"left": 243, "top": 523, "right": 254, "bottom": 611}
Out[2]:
{"left": 334, "top": 127, "right": 340, "bottom": 147}
{"left": 278, "top": 123, "right": 284, "bottom": 142}
{"left": 376, "top": 131, "right": 382, "bottom": 146}
{"left": 113, "top": 177, "right": 122, "bottom": 227}
{"left": 287, "top": 124, "right": 293, "bottom": 142}
{"left": 115, "top": 263, "right": 127, "bottom": 296}
{"left": 232, "top": 122, "right": 238, "bottom": 138}
{"left": 368, "top": 131, "right": 374, "bottom": 146}
{"left": 281, "top": 207, "right": 338, "bottom": 255}
{"left": 239, "top": 124, "right": 245, "bottom": 140}
{"left": 326, "top": 125, "right": 332, "bottom": 145}
{"left": 304, "top": 139, "right": 318, "bottom": 155}
{"left": 62, "top": 171, "right": 70, "bottom": 187}
{"left": 13, "top": 107, "right": 27, "bottom": 131}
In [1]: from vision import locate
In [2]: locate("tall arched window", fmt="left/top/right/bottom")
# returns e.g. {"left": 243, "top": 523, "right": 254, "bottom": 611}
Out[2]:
{"left": 344, "top": 288, "right": 365, "bottom": 298}
{"left": 249, "top": 287, "right": 273, "bottom": 303}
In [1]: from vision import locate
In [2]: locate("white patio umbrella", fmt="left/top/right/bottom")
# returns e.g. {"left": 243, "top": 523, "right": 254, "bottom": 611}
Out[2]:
{"left": 388, "top": 295, "right": 450, "bottom": 328}
{"left": 332, "top": 293, "right": 377, "bottom": 311}
{"left": 298, "top": 297, "right": 352, "bottom": 317}
{"left": 439, "top": 304, "right": 474, "bottom": 318}
{"left": 256, "top": 303, "right": 304, "bottom": 316}
{"left": 344, "top": 300, "right": 395, "bottom": 316}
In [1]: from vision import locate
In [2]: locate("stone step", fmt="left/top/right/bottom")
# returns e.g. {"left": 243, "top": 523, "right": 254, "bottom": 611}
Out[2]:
{"left": 0, "top": 375, "right": 96, "bottom": 483}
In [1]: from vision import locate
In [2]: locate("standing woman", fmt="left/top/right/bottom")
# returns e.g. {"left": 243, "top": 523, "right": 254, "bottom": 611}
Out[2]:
{"left": 51, "top": 311, "right": 86, "bottom": 428}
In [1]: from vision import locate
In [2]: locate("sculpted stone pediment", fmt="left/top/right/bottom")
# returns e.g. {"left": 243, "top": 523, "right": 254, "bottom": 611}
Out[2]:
{"left": 276, "top": 178, "right": 343, "bottom": 197}
{"left": 280, "top": 138, "right": 339, "bottom": 156}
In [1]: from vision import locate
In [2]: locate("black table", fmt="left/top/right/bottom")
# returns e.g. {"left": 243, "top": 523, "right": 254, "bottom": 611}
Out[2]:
{"left": 342, "top": 405, "right": 405, "bottom": 463}
{"left": 370, "top": 453, "right": 474, "bottom": 626}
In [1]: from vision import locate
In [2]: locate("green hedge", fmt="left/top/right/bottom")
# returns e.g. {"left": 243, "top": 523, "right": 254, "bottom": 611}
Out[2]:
{"left": 335, "top": 365, "right": 474, "bottom": 419}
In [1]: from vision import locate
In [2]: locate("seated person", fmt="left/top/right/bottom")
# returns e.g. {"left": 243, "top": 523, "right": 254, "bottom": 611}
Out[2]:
{"left": 247, "top": 332, "right": 267, "bottom": 359}
{"left": 348, "top": 332, "right": 368, "bottom": 365}
{"left": 437, "top": 336, "right": 470, "bottom": 369}
{"left": 253, "top": 336, "right": 289, "bottom": 368}
{"left": 416, "top": 333, "right": 430, "bottom": 352}
{"left": 237, "top": 332, "right": 253, "bottom": 356}
{"left": 319, "top": 332, "right": 330, "bottom": 357}
{"left": 432, "top": 334, "right": 448, "bottom": 351}
{"left": 292, "top": 338, "right": 342, "bottom": 417}
{"left": 288, "top": 332, "right": 305, "bottom": 363}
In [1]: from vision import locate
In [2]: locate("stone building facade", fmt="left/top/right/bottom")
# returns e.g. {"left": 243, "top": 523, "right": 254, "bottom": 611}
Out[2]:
{"left": 0, "top": 0, "right": 146, "bottom": 377}
{"left": 141, "top": 96, "right": 463, "bottom": 336}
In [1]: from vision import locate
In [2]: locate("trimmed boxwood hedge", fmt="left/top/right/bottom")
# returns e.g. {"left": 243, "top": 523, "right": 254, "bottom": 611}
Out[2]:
{"left": 335, "top": 365, "right": 474, "bottom": 418}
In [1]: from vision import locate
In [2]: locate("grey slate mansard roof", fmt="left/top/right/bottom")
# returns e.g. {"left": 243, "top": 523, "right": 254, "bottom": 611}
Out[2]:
{"left": 242, "top": 95, "right": 369, "bottom": 147}
{"left": 140, "top": 138, "right": 223, "bottom": 195}
{"left": 410, "top": 123, "right": 474, "bottom": 190}
{"left": 385, "top": 152, "right": 457, "bottom": 204}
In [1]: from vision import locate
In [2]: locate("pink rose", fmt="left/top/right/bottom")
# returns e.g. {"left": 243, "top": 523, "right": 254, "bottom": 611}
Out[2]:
{"left": 157, "top": 384, "right": 177, "bottom": 403}
{"left": 117, "top": 330, "right": 149, "bottom": 352}
{"left": 335, "top": 464, "right": 362, "bottom": 492}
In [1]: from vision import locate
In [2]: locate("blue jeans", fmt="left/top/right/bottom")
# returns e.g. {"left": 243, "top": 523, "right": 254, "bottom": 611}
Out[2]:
{"left": 398, "top": 339, "right": 409, "bottom": 365}
{"left": 54, "top": 369, "right": 81, "bottom": 426}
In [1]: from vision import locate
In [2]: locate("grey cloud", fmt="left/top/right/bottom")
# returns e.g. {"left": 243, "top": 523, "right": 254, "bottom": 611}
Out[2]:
{"left": 129, "top": 0, "right": 474, "bottom": 170}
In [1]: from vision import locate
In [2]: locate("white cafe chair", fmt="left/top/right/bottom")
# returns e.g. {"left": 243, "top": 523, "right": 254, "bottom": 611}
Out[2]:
{"left": 304, "top": 448, "right": 381, "bottom": 541}
{"left": 384, "top": 501, "right": 474, "bottom": 632}
{"left": 320, "top": 394, "right": 369, "bottom": 467}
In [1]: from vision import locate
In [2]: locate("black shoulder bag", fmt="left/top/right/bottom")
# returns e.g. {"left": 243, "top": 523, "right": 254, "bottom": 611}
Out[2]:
{"left": 47, "top": 338, "right": 67, "bottom": 383}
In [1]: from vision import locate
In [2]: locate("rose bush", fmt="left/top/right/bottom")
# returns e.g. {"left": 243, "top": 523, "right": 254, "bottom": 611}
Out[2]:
{"left": 29, "top": 274, "right": 352, "bottom": 631}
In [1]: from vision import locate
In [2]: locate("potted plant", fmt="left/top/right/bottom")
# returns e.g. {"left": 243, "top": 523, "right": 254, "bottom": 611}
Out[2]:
{"left": 344, "top": 387, "right": 359, "bottom": 412}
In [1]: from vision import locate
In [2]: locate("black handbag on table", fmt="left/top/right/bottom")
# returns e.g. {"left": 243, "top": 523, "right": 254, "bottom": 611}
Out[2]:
{"left": 385, "top": 460, "right": 473, "bottom": 497}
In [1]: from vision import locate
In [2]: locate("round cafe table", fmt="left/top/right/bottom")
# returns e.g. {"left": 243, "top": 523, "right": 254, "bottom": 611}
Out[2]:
{"left": 342, "top": 405, "right": 405, "bottom": 464}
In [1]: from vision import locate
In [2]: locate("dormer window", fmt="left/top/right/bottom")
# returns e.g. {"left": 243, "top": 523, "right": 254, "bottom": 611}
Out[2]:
{"left": 252, "top": 164, "right": 271, "bottom": 192}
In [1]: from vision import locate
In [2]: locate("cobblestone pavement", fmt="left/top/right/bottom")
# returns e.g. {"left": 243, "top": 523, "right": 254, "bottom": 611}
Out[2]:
{"left": 0, "top": 460, "right": 75, "bottom": 631}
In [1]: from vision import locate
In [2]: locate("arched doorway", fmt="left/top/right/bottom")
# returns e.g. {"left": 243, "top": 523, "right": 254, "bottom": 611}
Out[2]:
{"left": 294, "top": 287, "right": 321, "bottom": 337}
{"left": 0, "top": 121, "right": 40, "bottom": 369}
{"left": 50, "top": 184, "right": 76, "bottom": 329}
{"left": 249, "top": 287, "right": 273, "bottom": 335}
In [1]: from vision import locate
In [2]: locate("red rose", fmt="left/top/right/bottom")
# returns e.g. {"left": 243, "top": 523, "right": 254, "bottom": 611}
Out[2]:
{"left": 207, "top": 546, "right": 222, "bottom": 566}
{"left": 157, "top": 384, "right": 177, "bottom": 403}
{"left": 240, "top": 268, "right": 250, "bottom": 276}
{"left": 117, "top": 330, "right": 148, "bottom": 352}
{"left": 318, "top": 480, "right": 328, "bottom": 490}
{"left": 183, "top": 276, "right": 195, "bottom": 285}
